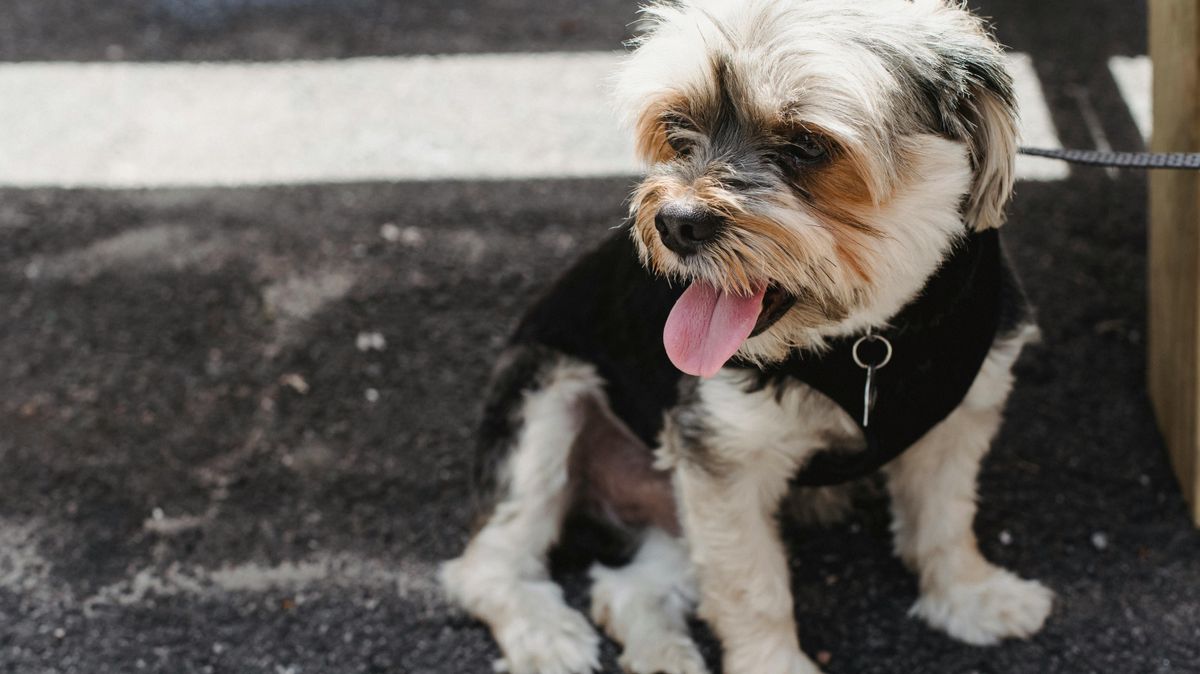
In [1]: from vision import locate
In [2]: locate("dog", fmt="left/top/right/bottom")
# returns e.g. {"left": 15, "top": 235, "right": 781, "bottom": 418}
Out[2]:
{"left": 441, "top": 1, "right": 1055, "bottom": 672}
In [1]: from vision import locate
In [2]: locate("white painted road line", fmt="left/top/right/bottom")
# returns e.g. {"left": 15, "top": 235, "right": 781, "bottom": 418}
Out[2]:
{"left": 1110, "top": 55, "right": 1152, "bottom": 143}
{"left": 1067, "top": 85, "right": 1119, "bottom": 179}
{"left": 0, "top": 53, "right": 631, "bottom": 188}
{"left": 1008, "top": 53, "right": 1070, "bottom": 181}
{"left": 0, "top": 52, "right": 1065, "bottom": 188}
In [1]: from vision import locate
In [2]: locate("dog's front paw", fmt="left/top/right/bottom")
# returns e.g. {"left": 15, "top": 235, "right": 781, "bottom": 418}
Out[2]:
{"left": 495, "top": 603, "right": 600, "bottom": 674}
{"left": 912, "top": 568, "right": 1054, "bottom": 646}
{"left": 724, "top": 644, "right": 823, "bottom": 674}
{"left": 618, "top": 635, "right": 708, "bottom": 674}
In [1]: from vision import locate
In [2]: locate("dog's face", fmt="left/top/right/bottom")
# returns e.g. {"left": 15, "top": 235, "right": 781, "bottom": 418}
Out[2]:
{"left": 616, "top": 0, "right": 1019, "bottom": 376}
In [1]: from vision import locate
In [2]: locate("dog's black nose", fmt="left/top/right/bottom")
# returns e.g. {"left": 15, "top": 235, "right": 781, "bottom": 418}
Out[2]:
{"left": 654, "top": 206, "right": 723, "bottom": 256}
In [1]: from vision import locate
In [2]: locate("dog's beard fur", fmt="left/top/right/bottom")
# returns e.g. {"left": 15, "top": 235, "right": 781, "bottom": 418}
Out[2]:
{"left": 615, "top": 0, "right": 1019, "bottom": 365}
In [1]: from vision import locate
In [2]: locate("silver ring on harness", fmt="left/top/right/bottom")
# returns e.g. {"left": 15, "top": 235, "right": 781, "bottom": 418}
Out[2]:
{"left": 852, "top": 333, "right": 893, "bottom": 370}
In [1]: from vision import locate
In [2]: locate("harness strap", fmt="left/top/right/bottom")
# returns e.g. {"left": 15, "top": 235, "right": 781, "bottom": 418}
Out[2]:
{"left": 738, "top": 229, "right": 1013, "bottom": 488}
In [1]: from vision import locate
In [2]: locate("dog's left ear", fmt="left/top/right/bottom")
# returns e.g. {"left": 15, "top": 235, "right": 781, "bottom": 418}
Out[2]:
{"left": 920, "top": 14, "right": 1020, "bottom": 231}
{"left": 956, "top": 53, "right": 1019, "bottom": 231}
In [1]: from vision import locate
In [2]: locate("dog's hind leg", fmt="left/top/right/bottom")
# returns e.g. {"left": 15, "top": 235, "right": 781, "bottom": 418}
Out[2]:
{"left": 589, "top": 529, "right": 708, "bottom": 674}
{"left": 441, "top": 356, "right": 602, "bottom": 674}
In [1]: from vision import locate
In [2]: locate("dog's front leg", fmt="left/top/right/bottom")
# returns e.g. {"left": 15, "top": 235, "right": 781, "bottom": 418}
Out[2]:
{"left": 672, "top": 445, "right": 821, "bottom": 674}
{"left": 885, "top": 331, "right": 1053, "bottom": 646}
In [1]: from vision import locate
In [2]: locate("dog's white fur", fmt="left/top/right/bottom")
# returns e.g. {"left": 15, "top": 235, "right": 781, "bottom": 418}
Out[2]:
{"left": 589, "top": 529, "right": 707, "bottom": 674}
{"left": 617, "top": 0, "right": 1018, "bottom": 235}
{"left": 440, "top": 362, "right": 604, "bottom": 674}
{"left": 442, "top": 1, "right": 1051, "bottom": 672}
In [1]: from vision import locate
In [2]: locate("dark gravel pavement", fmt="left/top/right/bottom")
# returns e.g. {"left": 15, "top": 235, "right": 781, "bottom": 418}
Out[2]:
{"left": 2, "top": 1, "right": 1198, "bottom": 673}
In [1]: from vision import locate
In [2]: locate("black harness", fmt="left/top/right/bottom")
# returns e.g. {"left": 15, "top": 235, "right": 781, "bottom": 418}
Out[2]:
{"left": 513, "top": 226, "right": 1025, "bottom": 489}
{"left": 735, "top": 228, "right": 1022, "bottom": 486}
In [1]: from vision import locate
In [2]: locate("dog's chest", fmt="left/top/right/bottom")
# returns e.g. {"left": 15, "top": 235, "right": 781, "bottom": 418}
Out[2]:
{"left": 693, "top": 370, "right": 864, "bottom": 464}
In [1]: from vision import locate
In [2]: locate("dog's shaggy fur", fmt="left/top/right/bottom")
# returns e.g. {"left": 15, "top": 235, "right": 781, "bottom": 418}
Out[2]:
{"left": 441, "top": 2, "right": 1053, "bottom": 672}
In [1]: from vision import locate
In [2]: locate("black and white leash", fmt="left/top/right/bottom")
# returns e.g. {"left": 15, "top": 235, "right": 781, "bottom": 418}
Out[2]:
{"left": 1019, "top": 146, "right": 1200, "bottom": 169}
{"left": 851, "top": 146, "right": 1200, "bottom": 431}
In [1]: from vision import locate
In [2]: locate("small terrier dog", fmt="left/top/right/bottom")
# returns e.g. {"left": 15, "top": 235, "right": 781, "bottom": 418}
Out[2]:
{"left": 442, "top": 1, "right": 1054, "bottom": 673}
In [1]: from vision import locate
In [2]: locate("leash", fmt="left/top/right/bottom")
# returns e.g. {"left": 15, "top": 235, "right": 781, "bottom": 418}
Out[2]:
{"left": 1019, "top": 146, "right": 1200, "bottom": 170}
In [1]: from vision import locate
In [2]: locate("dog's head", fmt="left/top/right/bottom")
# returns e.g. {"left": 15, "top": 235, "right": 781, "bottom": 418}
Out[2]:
{"left": 615, "top": 0, "right": 1019, "bottom": 376}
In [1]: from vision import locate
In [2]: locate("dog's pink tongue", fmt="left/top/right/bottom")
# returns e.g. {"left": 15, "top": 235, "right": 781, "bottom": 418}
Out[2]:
{"left": 664, "top": 281, "right": 767, "bottom": 378}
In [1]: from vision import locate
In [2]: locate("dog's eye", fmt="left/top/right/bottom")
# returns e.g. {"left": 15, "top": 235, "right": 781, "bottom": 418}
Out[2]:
{"left": 787, "top": 133, "right": 828, "bottom": 165}
{"left": 666, "top": 132, "right": 693, "bottom": 155}
{"left": 663, "top": 114, "right": 697, "bottom": 156}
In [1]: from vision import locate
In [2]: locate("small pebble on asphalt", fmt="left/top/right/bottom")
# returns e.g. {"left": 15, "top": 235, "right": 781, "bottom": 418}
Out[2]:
{"left": 356, "top": 331, "right": 387, "bottom": 352}
{"left": 380, "top": 223, "right": 402, "bottom": 242}
{"left": 399, "top": 226, "right": 425, "bottom": 246}
{"left": 280, "top": 373, "right": 310, "bottom": 394}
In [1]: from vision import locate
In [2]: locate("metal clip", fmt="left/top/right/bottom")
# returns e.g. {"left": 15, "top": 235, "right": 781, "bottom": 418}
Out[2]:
{"left": 852, "top": 331, "right": 893, "bottom": 428}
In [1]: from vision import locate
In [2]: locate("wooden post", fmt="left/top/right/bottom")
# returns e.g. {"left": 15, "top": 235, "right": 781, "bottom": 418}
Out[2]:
{"left": 1148, "top": 0, "right": 1200, "bottom": 525}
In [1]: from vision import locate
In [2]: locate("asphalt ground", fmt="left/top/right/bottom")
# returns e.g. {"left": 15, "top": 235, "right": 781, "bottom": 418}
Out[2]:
{"left": 1, "top": 1, "right": 1198, "bottom": 673}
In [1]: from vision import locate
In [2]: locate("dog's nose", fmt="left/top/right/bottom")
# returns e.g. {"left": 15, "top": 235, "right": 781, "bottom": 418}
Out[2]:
{"left": 654, "top": 206, "right": 724, "bottom": 256}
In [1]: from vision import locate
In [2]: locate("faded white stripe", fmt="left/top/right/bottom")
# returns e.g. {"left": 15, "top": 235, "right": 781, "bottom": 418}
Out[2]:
{"left": 0, "top": 52, "right": 1064, "bottom": 188}
{"left": 83, "top": 554, "right": 442, "bottom": 610}
{"left": 1009, "top": 53, "right": 1070, "bottom": 181}
{"left": 1109, "top": 55, "right": 1152, "bottom": 143}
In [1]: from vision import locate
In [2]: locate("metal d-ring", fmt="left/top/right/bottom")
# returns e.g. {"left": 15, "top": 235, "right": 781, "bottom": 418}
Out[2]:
{"left": 853, "top": 331, "right": 893, "bottom": 429}
{"left": 852, "top": 332, "right": 893, "bottom": 370}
